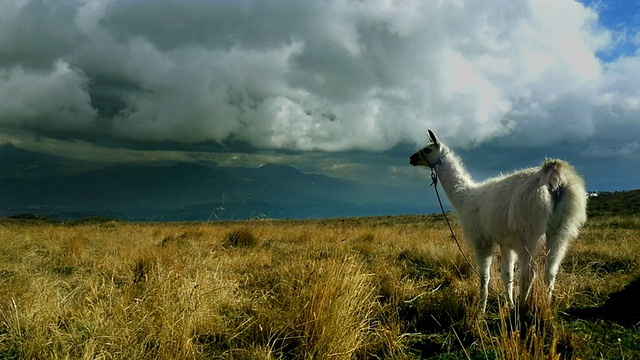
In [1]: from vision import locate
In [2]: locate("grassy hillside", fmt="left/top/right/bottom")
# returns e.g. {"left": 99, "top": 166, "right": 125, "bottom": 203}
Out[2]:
{"left": 587, "top": 189, "right": 640, "bottom": 217}
{"left": 0, "top": 214, "right": 638, "bottom": 359}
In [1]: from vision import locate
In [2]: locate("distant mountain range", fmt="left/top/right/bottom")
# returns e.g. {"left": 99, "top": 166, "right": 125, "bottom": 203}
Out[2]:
{"left": 0, "top": 145, "right": 435, "bottom": 221}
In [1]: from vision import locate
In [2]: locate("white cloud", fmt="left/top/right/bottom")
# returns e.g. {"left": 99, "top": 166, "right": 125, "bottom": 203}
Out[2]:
{"left": 0, "top": 0, "right": 638, "bottom": 155}
{"left": 0, "top": 61, "right": 97, "bottom": 132}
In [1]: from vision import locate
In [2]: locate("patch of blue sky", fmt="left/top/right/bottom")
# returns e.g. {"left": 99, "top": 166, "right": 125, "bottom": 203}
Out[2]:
{"left": 579, "top": 0, "right": 640, "bottom": 61}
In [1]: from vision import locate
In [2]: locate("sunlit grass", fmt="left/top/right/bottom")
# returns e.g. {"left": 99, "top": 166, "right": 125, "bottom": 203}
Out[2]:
{"left": 0, "top": 215, "right": 638, "bottom": 359}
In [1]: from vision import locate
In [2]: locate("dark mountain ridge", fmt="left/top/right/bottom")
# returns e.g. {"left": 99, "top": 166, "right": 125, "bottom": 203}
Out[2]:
{"left": 0, "top": 145, "right": 432, "bottom": 220}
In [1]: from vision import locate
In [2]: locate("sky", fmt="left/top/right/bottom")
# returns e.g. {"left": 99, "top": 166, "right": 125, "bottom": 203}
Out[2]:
{"left": 1, "top": 0, "right": 640, "bottom": 193}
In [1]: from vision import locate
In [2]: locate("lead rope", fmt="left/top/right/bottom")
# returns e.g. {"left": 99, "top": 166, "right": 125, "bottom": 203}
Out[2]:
{"left": 429, "top": 167, "right": 480, "bottom": 279}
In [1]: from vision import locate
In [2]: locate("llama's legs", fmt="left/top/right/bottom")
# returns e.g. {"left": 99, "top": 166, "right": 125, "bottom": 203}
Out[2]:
{"left": 499, "top": 246, "right": 516, "bottom": 309}
{"left": 475, "top": 245, "right": 493, "bottom": 312}
{"left": 544, "top": 237, "right": 568, "bottom": 299}
{"left": 518, "top": 253, "right": 535, "bottom": 309}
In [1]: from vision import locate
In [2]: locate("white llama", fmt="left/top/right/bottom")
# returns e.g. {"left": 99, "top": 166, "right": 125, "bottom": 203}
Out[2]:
{"left": 410, "top": 130, "right": 587, "bottom": 311}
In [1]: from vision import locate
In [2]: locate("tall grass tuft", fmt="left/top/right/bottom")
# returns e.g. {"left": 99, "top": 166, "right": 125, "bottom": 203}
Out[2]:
{"left": 287, "top": 257, "right": 377, "bottom": 358}
{"left": 223, "top": 228, "right": 259, "bottom": 248}
{"left": 492, "top": 273, "right": 567, "bottom": 360}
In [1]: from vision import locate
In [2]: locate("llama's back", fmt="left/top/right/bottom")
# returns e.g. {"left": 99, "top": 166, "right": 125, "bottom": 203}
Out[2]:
{"left": 464, "top": 167, "right": 554, "bottom": 243}
{"left": 466, "top": 160, "right": 586, "bottom": 244}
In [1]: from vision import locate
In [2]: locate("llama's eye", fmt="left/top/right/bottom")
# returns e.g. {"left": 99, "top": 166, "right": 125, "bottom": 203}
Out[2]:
{"left": 424, "top": 148, "right": 432, "bottom": 154}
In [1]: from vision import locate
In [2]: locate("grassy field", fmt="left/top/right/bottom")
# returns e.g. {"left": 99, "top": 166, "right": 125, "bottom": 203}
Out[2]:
{"left": 0, "top": 214, "right": 638, "bottom": 359}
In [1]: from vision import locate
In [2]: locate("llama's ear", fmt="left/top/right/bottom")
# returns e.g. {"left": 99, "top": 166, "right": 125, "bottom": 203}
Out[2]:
{"left": 427, "top": 129, "right": 439, "bottom": 145}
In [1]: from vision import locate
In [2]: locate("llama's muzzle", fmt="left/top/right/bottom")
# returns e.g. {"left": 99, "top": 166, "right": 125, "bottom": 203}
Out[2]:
{"left": 409, "top": 152, "right": 420, "bottom": 166}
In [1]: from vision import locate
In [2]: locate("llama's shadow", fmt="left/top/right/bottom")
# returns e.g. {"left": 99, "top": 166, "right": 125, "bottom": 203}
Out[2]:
{"left": 564, "top": 276, "right": 640, "bottom": 327}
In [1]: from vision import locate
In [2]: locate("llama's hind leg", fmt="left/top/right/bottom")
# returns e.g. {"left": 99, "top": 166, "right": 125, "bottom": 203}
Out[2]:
{"left": 518, "top": 252, "right": 535, "bottom": 310}
{"left": 474, "top": 244, "right": 493, "bottom": 312}
{"left": 544, "top": 235, "right": 569, "bottom": 299}
{"left": 499, "top": 246, "right": 516, "bottom": 309}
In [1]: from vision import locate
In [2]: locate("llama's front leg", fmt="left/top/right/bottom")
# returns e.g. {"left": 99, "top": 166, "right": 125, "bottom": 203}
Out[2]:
{"left": 499, "top": 246, "right": 516, "bottom": 309}
{"left": 475, "top": 246, "right": 493, "bottom": 312}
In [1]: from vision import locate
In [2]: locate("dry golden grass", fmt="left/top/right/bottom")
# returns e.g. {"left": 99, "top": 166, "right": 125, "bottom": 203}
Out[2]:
{"left": 0, "top": 214, "right": 638, "bottom": 359}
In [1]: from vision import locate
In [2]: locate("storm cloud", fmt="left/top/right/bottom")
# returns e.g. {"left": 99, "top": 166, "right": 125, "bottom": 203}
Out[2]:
{"left": 2, "top": 0, "right": 638, "bottom": 156}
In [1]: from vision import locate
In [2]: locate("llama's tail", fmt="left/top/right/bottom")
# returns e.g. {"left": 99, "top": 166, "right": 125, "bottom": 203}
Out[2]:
{"left": 541, "top": 159, "right": 588, "bottom": 241}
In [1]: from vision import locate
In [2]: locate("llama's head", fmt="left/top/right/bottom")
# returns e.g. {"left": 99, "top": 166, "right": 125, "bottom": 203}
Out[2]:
{"left": 409, "top": 129, "right": 443, "bottom": 168}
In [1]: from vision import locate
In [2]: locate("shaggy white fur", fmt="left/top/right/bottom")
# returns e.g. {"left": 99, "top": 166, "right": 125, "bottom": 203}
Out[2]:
{"left": 410, "top": 130, "right": 587, "bottom": 311}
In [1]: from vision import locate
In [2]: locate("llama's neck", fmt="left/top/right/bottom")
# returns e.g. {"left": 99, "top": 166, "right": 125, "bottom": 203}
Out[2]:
{"left": 436, "top": 145, "right": 476, "bottom": 211}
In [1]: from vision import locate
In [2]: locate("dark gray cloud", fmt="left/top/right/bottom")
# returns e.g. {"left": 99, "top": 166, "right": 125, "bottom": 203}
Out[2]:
{"left": 0, "top": 0, "right": 85, "bottom": 69}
